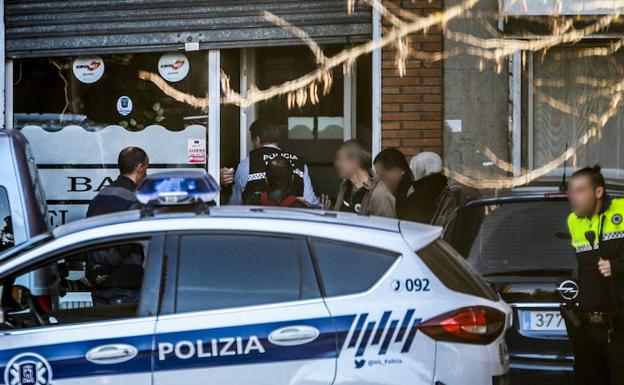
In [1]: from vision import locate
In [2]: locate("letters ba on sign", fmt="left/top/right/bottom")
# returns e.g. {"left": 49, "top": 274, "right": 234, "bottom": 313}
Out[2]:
{"left": 20, "top": 125, "right": 207, "bottom": 227}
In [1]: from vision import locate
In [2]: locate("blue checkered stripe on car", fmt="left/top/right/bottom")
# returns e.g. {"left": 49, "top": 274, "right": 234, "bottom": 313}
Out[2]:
{"left": 0, "top": 309, "right": 421, "bottom": 383}
{"left": 341, "top": 309, "right": 422, "bottom": 357}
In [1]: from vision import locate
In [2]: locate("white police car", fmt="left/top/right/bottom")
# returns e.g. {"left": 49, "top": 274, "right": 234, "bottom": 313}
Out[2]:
{"left": 0, "top": 171, "right": 511, "bottom": 385}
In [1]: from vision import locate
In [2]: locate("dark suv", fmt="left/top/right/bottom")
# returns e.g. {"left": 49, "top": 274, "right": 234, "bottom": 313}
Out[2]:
{"left": 431, "top": 182, "right": 611, "bottom": 385}
{"left": 0, "top": 129, "right": 48, "bottom": 252}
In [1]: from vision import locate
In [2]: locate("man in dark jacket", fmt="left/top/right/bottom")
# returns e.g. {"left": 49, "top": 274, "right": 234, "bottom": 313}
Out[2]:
{"left": 251, "top": 157, "right": 311, "bottom": 208}
{"left": 86, "top": 147, "right": 148, "bottom": 217}
{"left": 83, "top": 147, "right": 148, "bottom": 306}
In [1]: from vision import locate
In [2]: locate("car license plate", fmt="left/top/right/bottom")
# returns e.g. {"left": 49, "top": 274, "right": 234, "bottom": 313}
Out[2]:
{"left": 523, "top": 310, "right": 566, "bottom": 331}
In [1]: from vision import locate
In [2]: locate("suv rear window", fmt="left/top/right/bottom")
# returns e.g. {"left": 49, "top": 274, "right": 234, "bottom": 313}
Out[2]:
{"left": 445, "top": 200, "right": 575, "bottom": 276}
{"left": 0, "top": 187, "right": 14, "bottom": 252}
{"left": 418, "top": 240, "right": 498, "bottom": 301}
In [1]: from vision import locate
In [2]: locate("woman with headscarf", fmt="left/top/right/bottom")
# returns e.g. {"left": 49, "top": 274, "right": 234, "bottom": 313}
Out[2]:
{"left": 404, "top": 151, "right": 448, "bottom": 223}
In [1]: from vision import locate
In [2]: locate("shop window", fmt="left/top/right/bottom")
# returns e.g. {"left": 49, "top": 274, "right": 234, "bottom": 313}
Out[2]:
{"left": 13, "top": 53, "right": 210, "bottom": 226}
{"left": 529, "top": 47, "right": 624, "bottom": 171}
{"left": 255, "top": 46, "right": 372, "bottom": 198}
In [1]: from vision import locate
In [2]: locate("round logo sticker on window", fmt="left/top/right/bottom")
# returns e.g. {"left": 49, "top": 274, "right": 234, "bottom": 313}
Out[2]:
{"left": 158, "top": 53, "right": 189, "bottom": 82}
{"left": 116, "top": 96, "right": 133, "bottom": 116}
{"left": 72, "top": 56, "right": 105, "bottom": 84}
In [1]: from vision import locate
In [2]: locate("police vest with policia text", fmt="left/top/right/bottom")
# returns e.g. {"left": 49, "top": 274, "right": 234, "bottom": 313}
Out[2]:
{"left": 568, "top": 196, "right": 624, "bottom": 312}
{"left": 244, "top": 147, "right": 305, "bottom": 199}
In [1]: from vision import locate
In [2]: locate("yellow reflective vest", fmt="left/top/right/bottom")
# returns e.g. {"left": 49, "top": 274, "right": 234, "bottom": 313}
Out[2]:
{"left": 568, "top": 197, "right": 624, "bottom": 311}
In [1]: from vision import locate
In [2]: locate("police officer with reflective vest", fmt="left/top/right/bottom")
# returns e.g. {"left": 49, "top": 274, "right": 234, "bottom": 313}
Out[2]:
{"left": 229, "top": 119, "right": 321, "bottom": 206}
{"left": 567, "top": 166, "right": 624, "bottom": 385}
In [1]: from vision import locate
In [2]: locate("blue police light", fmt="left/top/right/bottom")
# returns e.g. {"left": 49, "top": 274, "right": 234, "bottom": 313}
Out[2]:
{"left": 136, "top": 170, "right": 220, "bottom": 206}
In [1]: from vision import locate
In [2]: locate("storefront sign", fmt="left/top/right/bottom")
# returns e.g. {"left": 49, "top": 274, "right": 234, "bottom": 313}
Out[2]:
{"left": 158, "top": 53, "right": 190, "bottom": 82}
{"left": 187, "top": 139, "right": 207, "bottom": 164}
{"left": 20, "top": 124, "right": 206, "bottom": 227}
{"left": 116, "top": 96, "right": 133, "bottom": 116}
{"left": 72, "top": 56, "right": 105, "bottom": 84}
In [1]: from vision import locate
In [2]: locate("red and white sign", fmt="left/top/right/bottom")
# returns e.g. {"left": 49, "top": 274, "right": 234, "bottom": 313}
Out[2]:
{"left": 72, "top": 56, "right": 105, "bottom": 84}
{"left": 158, "top": 53, "right": 190, "bottom": 82}
{"left": 187, "top": 138, "right": 206, "bottom": 164}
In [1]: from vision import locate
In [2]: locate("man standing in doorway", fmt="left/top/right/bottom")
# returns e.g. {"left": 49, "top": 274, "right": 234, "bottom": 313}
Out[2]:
{"left": 87, "top": 147, "right": 149, "bottom": 217}
{"left": 567, "top": 165, "right": 624, "bottom": 385}
{"left": 228, "top": 119, "right": 321, "bottom": 206}
{"left": 83, "top": 147, "right": 149, "bottom": 306}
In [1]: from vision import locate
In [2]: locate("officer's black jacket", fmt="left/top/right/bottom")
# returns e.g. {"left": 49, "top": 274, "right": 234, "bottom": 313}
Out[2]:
{"left": 243, "top": 147, "right": 305, "bottom": 203}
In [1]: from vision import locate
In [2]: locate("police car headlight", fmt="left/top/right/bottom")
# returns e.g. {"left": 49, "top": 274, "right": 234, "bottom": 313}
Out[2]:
{"left": 136, "top": 170, "right": 220, "bottom": 205}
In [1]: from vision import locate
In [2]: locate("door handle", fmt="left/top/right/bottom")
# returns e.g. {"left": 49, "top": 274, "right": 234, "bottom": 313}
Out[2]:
{"left": 86, "top": 344, "right": 138, "bottom": 364}
{"left": 268, "top": 325, "right": 320, "bottom": 346}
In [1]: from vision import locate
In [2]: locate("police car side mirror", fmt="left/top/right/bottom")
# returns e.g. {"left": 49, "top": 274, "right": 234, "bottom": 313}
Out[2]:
{"left": 11, "top": 285, "right": 32, "bottom": 311}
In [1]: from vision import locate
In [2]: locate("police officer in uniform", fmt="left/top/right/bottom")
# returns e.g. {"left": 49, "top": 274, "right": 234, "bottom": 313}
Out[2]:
{"left": 229, "top": 119, "right": 320, "bottom": 206}
{"left": 567, "top": 166, "right": 624, "bottom": 385}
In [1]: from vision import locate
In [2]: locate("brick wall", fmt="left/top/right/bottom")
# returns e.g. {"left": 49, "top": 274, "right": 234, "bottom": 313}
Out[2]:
{"left": 381, "top": 0, "right": 444, "bottom": 158}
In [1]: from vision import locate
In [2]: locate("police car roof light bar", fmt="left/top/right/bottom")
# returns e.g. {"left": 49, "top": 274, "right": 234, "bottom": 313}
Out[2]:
{"left": 136, "top": 171, "right": 220, "bottom": 216}
{"left": 139, "top": 198, "right": 213, "bottom": 218}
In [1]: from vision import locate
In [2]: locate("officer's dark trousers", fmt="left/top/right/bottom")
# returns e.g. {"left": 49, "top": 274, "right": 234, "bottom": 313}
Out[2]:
{"left": 571, "top": 323, "right": 624, "bottom": 385}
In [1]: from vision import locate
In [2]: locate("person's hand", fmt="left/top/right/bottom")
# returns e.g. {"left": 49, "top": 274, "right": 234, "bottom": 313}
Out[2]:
{"left": 80, "top": 276, "right": 93, "bottom": 288}
{"left": 320, "top": 194, "right": 333, "bottom": 210}
{"left": 95, "top": 275, "right": 109, "bottom": 285}
{"left": 220, "top": 167, "right": 235, "bottom": 187}
{"left": 598, "top": 258, "right": 612, "bottom": 277}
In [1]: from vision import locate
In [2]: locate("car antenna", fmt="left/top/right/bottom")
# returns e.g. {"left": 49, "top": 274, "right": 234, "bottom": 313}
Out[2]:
{"left": 559, "top": 143, "right": 568, "bottom": 193}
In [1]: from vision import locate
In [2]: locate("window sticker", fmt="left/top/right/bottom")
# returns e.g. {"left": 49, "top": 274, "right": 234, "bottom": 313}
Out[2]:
{"left": 158, "top": 53, "right": 190, "bottom": 82}
{"left": 187, "top": 138, "right": 206, "bottom": 164}
{"left": 72, "top": 56, "right": 105, "bottom": 84}
{"left": 116, "top": 96, "right": 133, "bottom": 116}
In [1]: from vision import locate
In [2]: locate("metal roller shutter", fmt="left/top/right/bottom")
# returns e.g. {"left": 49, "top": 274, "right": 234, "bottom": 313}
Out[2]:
{"left": 6, "top": 0, "right": 372, "bottom": 58}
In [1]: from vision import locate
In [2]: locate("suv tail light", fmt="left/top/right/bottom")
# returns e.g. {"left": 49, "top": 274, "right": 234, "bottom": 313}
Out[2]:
{"left": 418, "top": 306, "right": 505, "bottom": 345}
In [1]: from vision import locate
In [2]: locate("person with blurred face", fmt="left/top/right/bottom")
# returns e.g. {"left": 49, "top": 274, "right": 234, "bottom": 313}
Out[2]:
{"left": 373, "top": 148, "right": 413, "bottom": 218}
{"left": 566, "top": 165, "right": 624, "bottom": 385}
{"left": 322, "top": 140, "right": 395, "bottom": 218}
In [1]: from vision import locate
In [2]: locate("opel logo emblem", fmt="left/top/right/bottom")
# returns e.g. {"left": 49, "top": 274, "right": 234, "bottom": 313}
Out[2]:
{"left": 557, "top": 279, "right": 579, "bottom": 301}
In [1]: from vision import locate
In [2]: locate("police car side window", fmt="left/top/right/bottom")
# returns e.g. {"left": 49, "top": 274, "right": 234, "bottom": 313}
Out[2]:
{"left": 417, "top": 240, "right": 498, "bottom": 301}
{"left": 310, "top": 239, "right": 398, "bottom": 297}
{"left": 175, "top": 234, "right": 320, "bottom": 313}
{"left": 0, "top": 240, "right": 149, "bottom": 330}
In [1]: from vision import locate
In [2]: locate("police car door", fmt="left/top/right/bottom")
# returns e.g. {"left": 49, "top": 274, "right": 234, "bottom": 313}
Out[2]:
{"left": 0, "top": 233, "right": 164, "bottom": 385}
{"left": 154, "top": 233, "right": 336, "bottom": 385}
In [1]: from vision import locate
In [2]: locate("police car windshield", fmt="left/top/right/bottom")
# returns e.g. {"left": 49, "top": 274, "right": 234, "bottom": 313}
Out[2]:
{"left": 445, "top": 200, "right": 576, "bottom": 275}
